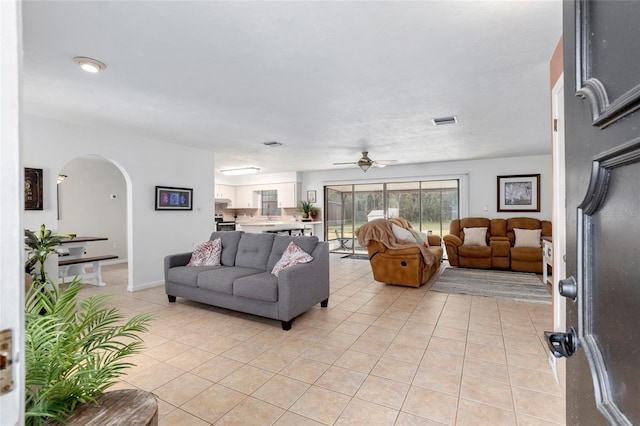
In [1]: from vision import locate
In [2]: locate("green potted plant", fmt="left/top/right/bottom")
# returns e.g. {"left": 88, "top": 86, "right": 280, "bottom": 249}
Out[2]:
{"left": 24, "top": 225, "right": 153, "bottom": 426}
{"left": 300, "top": 200, "right": 314, "bottom": 221}
{"left": 24, "top": 224, "right": 70, "bottom": 287}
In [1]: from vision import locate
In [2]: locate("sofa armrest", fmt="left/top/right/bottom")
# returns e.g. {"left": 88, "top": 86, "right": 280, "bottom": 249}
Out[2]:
{"left": 490, "top": 238, "right": 511, "bottom": 258}
{"left": 164, "top": 252, "right": 192, "bottom": 286}
{"left": 277, "top": 242, "right": 330, "bottom": 321}
{"left": 443, "top": 235, "right": 462, "bottom": 247}
{"left": 443, "top": 235, "right": 462, "bottom": 266}
{"left": 427, "top": 235, "right": 442, "bottom": 247}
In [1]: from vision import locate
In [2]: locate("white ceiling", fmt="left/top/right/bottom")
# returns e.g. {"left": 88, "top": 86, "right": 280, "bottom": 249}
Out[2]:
{"left": 21, "top": 1, "right": 563, "bottom": 175}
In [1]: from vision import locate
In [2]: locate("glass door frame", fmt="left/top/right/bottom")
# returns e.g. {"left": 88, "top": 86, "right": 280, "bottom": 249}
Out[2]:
{"left": 324, "top": 174, "right": 468, "bottom": 254}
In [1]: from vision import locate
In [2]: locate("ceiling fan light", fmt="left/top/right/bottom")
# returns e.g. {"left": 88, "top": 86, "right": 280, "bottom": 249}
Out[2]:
{"left": 358, "top": 162, "right": 372, "bottom": 172}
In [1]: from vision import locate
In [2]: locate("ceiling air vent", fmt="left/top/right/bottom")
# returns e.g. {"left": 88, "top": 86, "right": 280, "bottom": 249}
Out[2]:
{"left": 263, "top": 141, "right": 283, "bottom": 147}
{"left": 432, "top": 116, "right": 458, "bottom": 126}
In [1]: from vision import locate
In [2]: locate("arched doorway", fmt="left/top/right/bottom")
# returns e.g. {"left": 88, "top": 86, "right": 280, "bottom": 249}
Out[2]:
{"left": 57, "top": 155, "right": 131, "bottom": 289}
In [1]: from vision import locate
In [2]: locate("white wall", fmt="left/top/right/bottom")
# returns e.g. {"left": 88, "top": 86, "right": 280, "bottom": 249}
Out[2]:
{"left": 58, "top": 156, "right": 127, "bottom": 261}
{"left": 23, "top": 114, "right": 215, "bottom": 290}
{"left": 300, "top": 154, "right": 552, "bottom": 237}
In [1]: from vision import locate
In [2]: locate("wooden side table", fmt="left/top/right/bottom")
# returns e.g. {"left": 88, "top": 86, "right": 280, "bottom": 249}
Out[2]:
{"left": 542, "top": 236, "right": 553, "bottom": 285}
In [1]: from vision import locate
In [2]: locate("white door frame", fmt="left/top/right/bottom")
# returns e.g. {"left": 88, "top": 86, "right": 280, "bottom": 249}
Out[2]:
{"left": 0, "top": 0, "right": 25, "bottom": 422}
{"left": 551, "top": 74, "right": 567, "bottom": 332}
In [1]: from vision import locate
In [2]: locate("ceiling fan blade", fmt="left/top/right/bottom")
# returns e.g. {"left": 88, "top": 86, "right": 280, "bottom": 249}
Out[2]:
{"left": 332, "top": 162, "right": 357, "bottom": 165}
{"left": 374, "top": 160, "right": 398, "bottom": 165}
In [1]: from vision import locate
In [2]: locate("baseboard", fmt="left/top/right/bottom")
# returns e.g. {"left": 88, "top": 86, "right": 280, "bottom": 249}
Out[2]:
{"left": 130, "top": 280, "right": 164, "bottom": 292}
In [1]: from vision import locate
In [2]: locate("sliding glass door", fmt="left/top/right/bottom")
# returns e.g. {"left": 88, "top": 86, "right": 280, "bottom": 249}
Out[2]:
{"left": 421, "top": 180, "right": 459, "bottom": 237}
{"left": 325, "top": 179, "right": 459, "bottom": 255}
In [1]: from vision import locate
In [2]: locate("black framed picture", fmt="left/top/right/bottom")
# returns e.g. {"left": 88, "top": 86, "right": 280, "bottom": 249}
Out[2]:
{"left": 155, "top": 186, "right": 193, "bottom": 211}
{"left": 25, "top": 167, "right": 44, "bottom": 210}
{"left": 497, "top": 174, "right": 540, "bottom": 212}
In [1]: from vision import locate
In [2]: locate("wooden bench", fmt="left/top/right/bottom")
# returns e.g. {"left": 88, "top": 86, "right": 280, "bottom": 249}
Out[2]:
{"left": 59, "top": 255, "right": 118, "bottom": 286}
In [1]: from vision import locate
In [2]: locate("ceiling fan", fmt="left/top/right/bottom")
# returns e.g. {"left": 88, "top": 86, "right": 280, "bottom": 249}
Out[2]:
{"left": 333, "top": 151, "right": 398, "bottom": 172}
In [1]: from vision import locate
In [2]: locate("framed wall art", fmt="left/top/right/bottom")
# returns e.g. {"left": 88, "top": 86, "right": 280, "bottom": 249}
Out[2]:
{"left": 155, "top": 186, "right": 193, "bottom": 211}
{"left": 307, "top": 190, "right": 316, "bottom": 203}
{"left": 25, "top": 167, "right": 44, "bottom": 210}
{"left": 497, "top": 174, "right": 540, "bottom": 212}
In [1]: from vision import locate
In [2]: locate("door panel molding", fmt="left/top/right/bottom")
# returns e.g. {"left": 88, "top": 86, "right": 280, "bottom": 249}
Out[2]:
{"left": 575, "top": 0, "right": 640, "bottom": 128}
{"left": 576, "top": 136, "right": 640, "bottom": 426}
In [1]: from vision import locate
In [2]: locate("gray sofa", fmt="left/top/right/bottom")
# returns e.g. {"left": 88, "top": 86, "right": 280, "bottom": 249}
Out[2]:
{"left": 164, "top": 231, "right": 330, "bottom": 330}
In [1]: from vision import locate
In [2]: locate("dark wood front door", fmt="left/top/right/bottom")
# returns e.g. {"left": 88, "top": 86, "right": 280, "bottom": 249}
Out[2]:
{"left": 553, "top": 1, "right": 640, "bottom": 424}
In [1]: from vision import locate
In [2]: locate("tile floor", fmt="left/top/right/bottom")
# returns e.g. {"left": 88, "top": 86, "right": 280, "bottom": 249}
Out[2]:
{"left": 81, "top": 255, "right": 566, "bottom": 425}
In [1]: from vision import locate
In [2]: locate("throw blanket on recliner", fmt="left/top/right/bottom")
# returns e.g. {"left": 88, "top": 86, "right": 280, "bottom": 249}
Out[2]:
{"left": 355, "top": 218, "right": 435, "bottom": 266}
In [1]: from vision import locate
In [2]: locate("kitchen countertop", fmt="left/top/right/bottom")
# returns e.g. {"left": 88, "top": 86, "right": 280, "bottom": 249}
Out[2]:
{"left": 236, "top": 221, "right": 321, "bottom": 234}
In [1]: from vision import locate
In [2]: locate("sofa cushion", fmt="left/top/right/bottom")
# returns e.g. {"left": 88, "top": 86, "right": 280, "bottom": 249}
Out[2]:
{"left": 271, "top": 242, "right": 314, "bottom": 277}
{"left": 458, "top": 245, "right": 492, "bottom": 258}
{"left": 235, "top": 233, "right": 276, "bottom": 271}
{"left": 188, "top": 238, "right": 222, "bottom": 266}
{"left": 463, "top": 227, "right": 488, "bottom": 246}
{"left": 233, "top": 272, "right": 279, "bottom": 302}
{"left": 514, "top": 228, "right": 542, "bottom": 248}
{"left": 197, "top": 266, "right": 261, "bottom": 294}
{"left": 392, "top": 223, "right": 416, "bottom": 242}
{"left": 267, "top": 235, "right": 319, "bottom": 271}
{"left": 168, "top": 265, "right": 216, "bottom": 287}
{"left": 209, "top": 231, "right": 244, "bottom": 266}
{"left": 511, "top": 247, "right": 543, "bottom": 261}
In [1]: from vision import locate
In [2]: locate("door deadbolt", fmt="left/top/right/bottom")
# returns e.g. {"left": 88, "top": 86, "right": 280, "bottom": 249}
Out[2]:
{"left": 559, "top": 276, "right": 577, "bottom": 300}
{"left": 544, "top": 327, "right": 578, "bottom": 358}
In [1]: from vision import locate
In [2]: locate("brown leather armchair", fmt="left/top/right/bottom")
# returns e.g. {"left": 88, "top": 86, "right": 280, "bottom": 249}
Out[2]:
{"left": 355, "top": 218, "right": 443, "bottom": 288}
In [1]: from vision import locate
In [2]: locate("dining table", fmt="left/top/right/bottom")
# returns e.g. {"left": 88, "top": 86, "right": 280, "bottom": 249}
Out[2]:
{"left": 58, "top": 236, "right": 114, "bottom": 286}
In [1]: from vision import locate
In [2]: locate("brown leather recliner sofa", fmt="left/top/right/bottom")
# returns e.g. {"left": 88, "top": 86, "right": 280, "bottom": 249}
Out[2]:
{"left": 355, "top": 218, "right": 444, "bottom": 288}
{"left": 443, "top": 217, "right": 551, "bottom": 273}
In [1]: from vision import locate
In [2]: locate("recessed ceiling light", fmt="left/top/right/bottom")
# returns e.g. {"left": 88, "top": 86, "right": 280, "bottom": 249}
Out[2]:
{"left": 432, "top": 116, "right": 458, "bottom": 126}
{"left": 263, "top": 141, "right": 283, "bottom": 147}
{"left": 220, "top": 167, "right": 260, "bottom": 176}
{"left": 73, "top": 56, "right": 107, "bottom": 73}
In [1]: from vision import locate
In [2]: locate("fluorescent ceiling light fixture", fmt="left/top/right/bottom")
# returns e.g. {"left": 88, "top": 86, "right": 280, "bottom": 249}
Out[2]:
{"left": 73, "top": 56, "right": 107, "bottom": 73}
{"left": 220, "top": 167, "right": 260, "bottom": 176}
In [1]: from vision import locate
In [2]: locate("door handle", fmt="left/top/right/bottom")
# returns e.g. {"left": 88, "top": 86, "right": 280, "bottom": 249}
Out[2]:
{"left": 544, "top": 327, "right": 578, "bottom": 358}
{"left": 559, "top": 276, "right": 577, "bottom": 300}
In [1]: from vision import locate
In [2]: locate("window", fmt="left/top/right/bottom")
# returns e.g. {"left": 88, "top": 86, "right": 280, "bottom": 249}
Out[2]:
{"left": 325, "top": 179, "right": 460, "bottom": 254}
{"left": 261, "top": 190, "right": 279, "bottom": 217}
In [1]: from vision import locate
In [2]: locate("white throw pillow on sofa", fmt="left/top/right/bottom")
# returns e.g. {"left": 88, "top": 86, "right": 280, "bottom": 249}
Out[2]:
{"left": 392, "top": 223, "right": 416, "bottom": 242}
{"left": 514, "top": 228, "right": 542, "bottom": 248}
{"left": 463, "top": 227, "right": 487, "bottom": 246}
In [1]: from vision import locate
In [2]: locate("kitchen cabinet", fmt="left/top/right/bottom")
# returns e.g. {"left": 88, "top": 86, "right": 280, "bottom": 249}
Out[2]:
{"left": 223, "top": 182, "right": 300, "bottom": 209}
{"left": 275, "top": 182, "right": 300, "bottom": 208}
{"left": 235, "top": 186, "right": 258, "bottom": 208}
{"left": 215, "top": 184, "right": 235, "bottom": 204}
